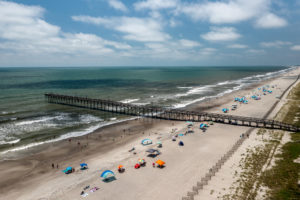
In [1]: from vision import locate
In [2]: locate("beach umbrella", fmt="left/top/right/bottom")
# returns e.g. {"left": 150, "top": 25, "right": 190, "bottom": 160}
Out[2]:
{"left": 156, "top": 160, "right": 165, "bottom": 166}
{"left": 222, "top": 108, "right": 228, "bottom": 113}
{"left": 134, "top": 163, "right": 140, "bottom": 169}
{"left": 118, "top": 165, "right": 124, "bottom": 169}
{"left": 141, "top": 139, "right": 152, "bottom": 145}
{"left": 66, "top": 166, "right": 72, "bottom": 171}
{"left": 62, "top": 166, "right": 73, "bottom": 174}
{"left": 100, "top": 170, "right": 115, "bottom": 179}
{"left": 146, "top": 149, "right": 157, "bottom": 153}
{"left": 200, "top": 124, "right": 205, "bottom": 129}
{"left": 178, "top": 133, "right": 184, "bottom": 136}
{"left": 138, "top": 159, "right": 145, "bottom": 165}
{"left": 157, "top": 141, "right": 162, "bottom": 144}
{"left": 178, "top": 141, "right": 184, "bottom": 146}
{"left": 80, "top": 163, "right": 88, "bottom": 170}
{"left": 80, "top": 163, "right": 87, "bottom": 167}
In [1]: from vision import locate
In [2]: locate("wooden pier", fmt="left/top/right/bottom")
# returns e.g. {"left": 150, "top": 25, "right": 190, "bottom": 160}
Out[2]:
{"left": 44, "top": 93, "right": 300, "bottom": 132}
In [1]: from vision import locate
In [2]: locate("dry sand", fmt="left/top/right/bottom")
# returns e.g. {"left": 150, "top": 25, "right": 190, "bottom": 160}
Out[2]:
{"left": 0, "top": 67, "right": 299, "bottom": 200}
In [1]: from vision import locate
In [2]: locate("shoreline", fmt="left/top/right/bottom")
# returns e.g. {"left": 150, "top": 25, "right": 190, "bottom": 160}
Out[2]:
{"left": 0, "top": 67, "right": 299, "bottom": 200}
{"left": 0, "top": 67, "right": 295, "bottom": 157}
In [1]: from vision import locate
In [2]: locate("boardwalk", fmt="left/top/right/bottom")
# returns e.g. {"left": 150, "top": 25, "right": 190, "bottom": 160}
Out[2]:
{"left": 45, "top": 93, "right": 300, "bottom": 132}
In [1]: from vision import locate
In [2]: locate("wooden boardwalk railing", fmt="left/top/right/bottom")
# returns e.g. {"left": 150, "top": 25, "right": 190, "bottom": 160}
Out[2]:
{"left": 44, "top": 93, "right": 300, "bottom": 132}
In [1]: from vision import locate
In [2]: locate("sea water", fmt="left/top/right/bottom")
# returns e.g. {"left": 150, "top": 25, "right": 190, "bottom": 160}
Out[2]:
{"left": 0, "top": 66, "right": 294, "bottom": 155}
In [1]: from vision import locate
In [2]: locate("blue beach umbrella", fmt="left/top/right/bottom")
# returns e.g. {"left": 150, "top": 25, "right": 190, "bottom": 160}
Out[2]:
{"left": 66, "top": 166, "right": 72, "bottom": 171}
{"left": 200, "top": 124, "right": 205, "bottom": 129}
{"left": 101, "top": 170, "right": 115, "bottom": 179}
{"left": 80, "top": 163, "right": 87, "bottom": 167}
{"left": 80, "top": 163, "right": 88, "bottom": 169}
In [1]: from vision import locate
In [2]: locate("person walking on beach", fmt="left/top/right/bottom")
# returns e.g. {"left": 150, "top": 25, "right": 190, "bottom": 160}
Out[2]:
{"left": 152, "top": 163, "right": 155, "bottom": 168}
{"left": 57, "top": 164, "right": 59, "bottom": 169}
{"left": 52, "top": 163, "right": 55, "bottom": 169}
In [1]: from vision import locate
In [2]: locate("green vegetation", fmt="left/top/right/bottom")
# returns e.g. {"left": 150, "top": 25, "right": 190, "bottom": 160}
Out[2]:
{"left": 261, "top": 133, "right": 300, "bottom": 199}
{"left": 222, "top": 82, "right": 300, "bottom": 200}
{"left": 260, "top": 82, "right": 300, "bottom": 199}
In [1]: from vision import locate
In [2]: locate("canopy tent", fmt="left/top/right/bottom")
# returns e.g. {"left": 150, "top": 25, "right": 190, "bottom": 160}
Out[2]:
{"left": 100, "top": 170, "right": 115, "bottom": 179}
{"left": 141, "top": 139, "right": 152, "bottom": 145}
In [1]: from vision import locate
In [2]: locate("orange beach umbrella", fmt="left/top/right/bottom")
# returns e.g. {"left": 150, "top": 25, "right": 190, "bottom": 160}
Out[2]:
{"left": 156, "top": 160, "right": 165, "bottom": 166}
{"left": 118, "top": 165, "right": 124, "bottom": 169}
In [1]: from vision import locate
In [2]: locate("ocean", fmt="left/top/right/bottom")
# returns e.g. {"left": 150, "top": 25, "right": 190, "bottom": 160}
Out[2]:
{"left": 0, "top": 66, "right": 294, "bottom": 156}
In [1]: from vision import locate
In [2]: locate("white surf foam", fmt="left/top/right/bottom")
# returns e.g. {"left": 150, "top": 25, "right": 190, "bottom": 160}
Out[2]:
{"left": 172, "top": 66, "right": 294, "bottom": 108}
{"left": 120, "top": 99, "right": 140, "bottom": 103}
{"left": 0, "top": 138, "right": 20, "bottom": 145}
{"left": 1, "top": 117, "right": 138, "bottom": 155}
{"left": 175, "top": 85, "right": 214, "bottom": 97}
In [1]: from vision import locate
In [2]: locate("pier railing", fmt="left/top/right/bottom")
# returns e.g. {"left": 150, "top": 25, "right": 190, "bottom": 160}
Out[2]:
{"left": 44, "top": 93, "right": 300, "bottom": 132}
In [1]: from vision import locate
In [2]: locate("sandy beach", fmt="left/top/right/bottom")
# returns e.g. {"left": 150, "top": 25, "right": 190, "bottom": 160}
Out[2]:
{"left": 0, "top": 67, "right": 299, "bottom": 200}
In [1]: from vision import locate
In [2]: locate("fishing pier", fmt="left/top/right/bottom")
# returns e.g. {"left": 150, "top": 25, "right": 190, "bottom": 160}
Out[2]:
{"left": 45, "top": 93, "right": 300, "bottom": 132}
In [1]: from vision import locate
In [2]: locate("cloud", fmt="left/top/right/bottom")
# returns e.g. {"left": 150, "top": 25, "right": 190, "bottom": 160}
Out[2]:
{"left": 72, "top": 15, "right": 171, "bottom": 42}
{"left": 201, "top": 27, "right": 241, "bottom": 41}
{"left": 134, "top": 0, "right": 178, "bottom": 10}
{"left": 247, "top": 49, "right": 265, "bottom": 54}
{"left": 255, "top": 13, "right": 287, "bottom": 28}
{"left": 107, "top": 0, "right": 128, "bottom": 12}
{"left": 291, "top": 45, "right": 300, "bottom": 51}
{"left": 179, "top": 0, "right": 288, "bottom": 29}
{"left": 0, "top": 1, "right": 131, "bottom": 58}
{"left": 260, "top": 40, "right": 291, "bottom": 48}
{"left": 180, "top": 0, "right": 270, "bottom": 24}
{"left": 199, "top": 48, "right": 217, "bottom": 56}
{"left": 227, "top": 44, "right": 248, "bottom": 49}
{"left": 179, "top": 39, "right": 201, "bottom": 48}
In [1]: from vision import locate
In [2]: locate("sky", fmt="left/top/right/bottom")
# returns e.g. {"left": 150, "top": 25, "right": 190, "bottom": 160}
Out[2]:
{"left": 0, "top": 0, "right": 300, "bottom": 67}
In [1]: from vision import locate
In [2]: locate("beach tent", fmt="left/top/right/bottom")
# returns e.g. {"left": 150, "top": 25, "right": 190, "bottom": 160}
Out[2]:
{"left": 100, "top": 170, "right": 115, "bottom": 179}
{"left": 178, "top": 141, "right": 184, "bottom": 146}
{"left": 141, "top": 139, "right": 152, "bottom": 145}
{"left": 62, "top": 166, "right": 73, "bottom": 174}
{"left": 156, "top": 160, "right": 165, "bottom": 167}
{"left": 80, "top": 163, "right": 88, "bottom": 170}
